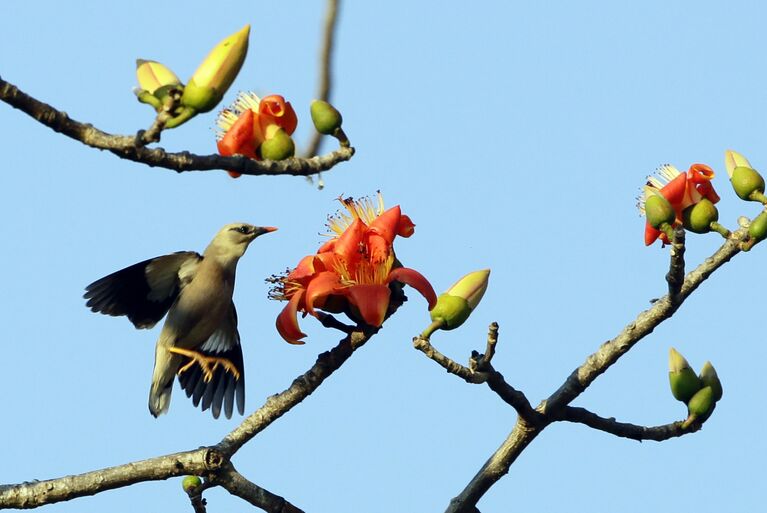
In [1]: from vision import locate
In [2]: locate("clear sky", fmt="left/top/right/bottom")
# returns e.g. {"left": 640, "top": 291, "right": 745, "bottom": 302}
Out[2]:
{"left": 1, "top": 1, "right": 766, "bottom": 512}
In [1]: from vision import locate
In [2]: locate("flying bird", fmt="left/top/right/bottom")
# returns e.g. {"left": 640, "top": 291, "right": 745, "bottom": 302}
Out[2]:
{"left": 84, "top": 223, "right": 276, "bottom": 419}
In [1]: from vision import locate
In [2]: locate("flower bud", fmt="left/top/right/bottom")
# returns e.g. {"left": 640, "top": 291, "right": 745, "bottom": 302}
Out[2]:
{"left": 310, "top": 100, "right": 343, "bottom": 135}
{"left": 182, "top": 475, "right": 202, "bottom": 493}
{"left": 260, "top": 128, "right": 295, "bottom": 160}
{"left": 668, "top": 347, "right": 702, "bottom": 403}
{"left": 681, "top": 199, "right": 719, "bottom": 234}
{"left": 181, "top": 25, "right": 250, "bottom": 113}
{"left": 749, "top": 211, "right": 767, "bottom": 242}
{"left": 699, "top": 361, "right": 723, "bottom": 402}
{"left": 136, "top": 59, "right": 181, "bottom": 94}
{"left": 644, "top": 193, "right": 675, "bottom": 229}
{"left": 730, "top": 166, "right": 766, "bottom": 201}
{"left": 430, "top": 269, "right": 490, "bottom": 330}
{"left": 687, "top": 385, "right": 714, "bottom": 418}
{"left": 724, "top": 149, "right": 753, "bottom": 178}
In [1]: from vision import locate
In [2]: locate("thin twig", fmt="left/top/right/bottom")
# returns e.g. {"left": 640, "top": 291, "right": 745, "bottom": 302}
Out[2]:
{"left": 214, "top": 463, "right": 305, "bottom": 513}
{"left": 0, "top": 75, "right": 354, "bottom": 177}
{"left": 555, "top": 406, "right": 703, "bottom": 442}
{"left": 303, "top": 0, "right": 341, "bottom": 159}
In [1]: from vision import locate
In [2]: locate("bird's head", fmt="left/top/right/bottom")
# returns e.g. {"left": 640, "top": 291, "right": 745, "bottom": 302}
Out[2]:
{"left": 206, "top": 223, "right": 278, "bottom": 261}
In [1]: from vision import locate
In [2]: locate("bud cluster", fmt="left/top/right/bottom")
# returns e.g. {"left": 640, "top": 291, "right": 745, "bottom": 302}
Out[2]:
{"left": 668, "top": 348, "right": 723, "bottom": 428}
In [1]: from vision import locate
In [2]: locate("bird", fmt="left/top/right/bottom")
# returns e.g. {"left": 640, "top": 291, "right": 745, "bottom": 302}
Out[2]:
{"left": 84, "top": 223, "right": 276, "bottom": 419}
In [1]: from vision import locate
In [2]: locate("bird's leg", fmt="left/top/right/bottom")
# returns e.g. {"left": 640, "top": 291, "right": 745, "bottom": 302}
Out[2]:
{"left": 167, "top": 347, "right": 241, "bottom": 383}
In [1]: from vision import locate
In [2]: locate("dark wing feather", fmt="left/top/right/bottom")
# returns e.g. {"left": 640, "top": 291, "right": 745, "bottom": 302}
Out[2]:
{"left": 84, "top": 251, "right": 202, "bottom": 329}
{"left": 177, "top": 303, "right": 245, "bottom": 419}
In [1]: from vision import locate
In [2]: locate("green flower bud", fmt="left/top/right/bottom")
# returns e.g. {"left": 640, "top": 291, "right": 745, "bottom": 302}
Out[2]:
{"left": 731, "top": 166, "right": 766, "bottom": 201}
{"left": 136, "top": 59, "right": 181, "bottom": 95}
{"left": 310, "top": 100, "right": 343, "bottom": 135}
{"left": 682, "top": 199, "right": 719, "bottom": 234}
{"left": 644, "top": 193, "right": 675, "bottom": 229}
{"left": 182, "top": 475, "right": 202, "bottom": 493}
{"left": 687, "top": 385, "right": 714, "bottom": 418}
{"left": 699, "top": 361, "right": 723, "bottom": 402}
{"left": 749, "top": 211, "right": 767, "bottom": 242}
{"left": 181, "top": 25, "right": 250, "bottom": 113}
{"left": 668, "top": 347, "right": 702, "bottom": 403}
{"left": 724, "top": 149, "right": 753, "bottom": 178}
{"left": 260, "top": 128, "right": 296, "bottom": 160}
{"left": 429, "top": 269, "right": 490, "bottom": 330}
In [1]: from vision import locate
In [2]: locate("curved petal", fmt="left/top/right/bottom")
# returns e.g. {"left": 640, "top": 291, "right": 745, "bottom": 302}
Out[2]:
{"left": 369, "top": 205, "right": 402, "bottom": 245}
{"left": 305, "top": 271, "right": 343, "bottom": 316}
{"left": 696, "top": 181, "right": 721, "bottom": 204}
{"left": 288, "top": 255, "right": 319, "bottom": 282}
{"left": 367, "top": 233, "right": 391, "bottom": 263}
{"left": 333, "top": 217, "right": 368, "bottom": 265}
{"left": 259, "top": 95, "right": 298, "bottom": 135}
{"left": 276, "top": 290, "right": 307, "bottom": 345}
{"left": 317, "top": 239, "right": 336, "bottom": 253}
{"left": 345, "top": 284, "right": 391, "bottom": 327}
{"left": 644, "top": 222, "right": 661, "bottom": 246}
{"left": 658, "top": 173, "right": 688, "bottom": 209}
{"left": 688, "top": 163, "right": 715, "bottom": 184}
{"left": 388, "top": 267, "right": 437, "bottom": 310}
{"left": 397, "top": 214, "right": 415, "bottom": 238}
{"left": 217, "top": 109, "right": 256, "bottom": 157}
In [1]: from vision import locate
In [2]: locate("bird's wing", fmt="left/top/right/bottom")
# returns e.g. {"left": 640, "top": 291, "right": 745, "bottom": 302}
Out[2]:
{"left": 177, "top": 302, "right": 245, "bottom": 419}
{"left": 84, "top": 251, "right": 202, "bottom": 329}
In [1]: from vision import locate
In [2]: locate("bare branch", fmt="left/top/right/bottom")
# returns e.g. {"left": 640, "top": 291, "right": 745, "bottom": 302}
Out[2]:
{"left": 666, "top": 226, "right": 686, "bottom": 301}
{"left": 0, "top": 448, "right": 218, "bottom": 509}
{"left": 0, "top": 75, "right": 354, "bottom": 177}
{"left": 413, "top": 325, "right": 541, "bottom": 425}
{"left": 218, "top": 328, "right": 374, "bottom": 456}
{"left": 303, "top": 0, "right": 341, "bottom": 159}
{"left": 555, "top": 406, "right": 704, "bottom": 442}
{"left": 214, "top": 463, "right": 305, "bottom": 513}
{"left": 445, "top": 225, "right": 754, "bottom": 513}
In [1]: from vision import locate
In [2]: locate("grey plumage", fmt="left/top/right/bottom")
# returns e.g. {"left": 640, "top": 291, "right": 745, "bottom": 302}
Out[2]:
{"left": 84, "top": 223, "right": 276, "bottom": 418}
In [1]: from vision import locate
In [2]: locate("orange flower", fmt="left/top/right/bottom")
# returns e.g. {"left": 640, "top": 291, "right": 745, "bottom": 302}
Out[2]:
{"left": 215, "top": 92, "right": 298, "bottom": 177}
{"left": 273, "top": 194, "right": 436, "bottom": 344}
{"left": 639, "top": 164, "right": 720, "bottom": 245}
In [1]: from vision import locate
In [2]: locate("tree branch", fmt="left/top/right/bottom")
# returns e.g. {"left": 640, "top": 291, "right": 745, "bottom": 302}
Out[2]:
{"left": 0, "top": 75, "right": 354, "bottom": 177}
{"left": 413, "top": 324, "right": 541, "bottom": 425}
{"left": 445, "top": 224, "right": 755, "bottom": 513}
{"left": 555, "top": 406, "right": 704, "bottom": 442}
{"left": 303, "top": 0, "right": 341, "bottom": 159}
{"left": 0, "top": 328, "right": 374, "bottom": 510}
{"left": 214, "top": 463, "right": 305, "bottom": 513}
{"left": 666, "top": 226, "right": 686, "bottom": 301}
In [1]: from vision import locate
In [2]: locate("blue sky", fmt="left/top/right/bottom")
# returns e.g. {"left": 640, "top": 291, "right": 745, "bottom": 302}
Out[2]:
{"left": 1, "top": 1, "right": 766, "bottom": 511}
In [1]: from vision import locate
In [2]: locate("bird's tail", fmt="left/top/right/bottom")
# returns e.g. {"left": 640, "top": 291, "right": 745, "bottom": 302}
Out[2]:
{"left": 148, "top": 345, "right": 181, "bottom": 417}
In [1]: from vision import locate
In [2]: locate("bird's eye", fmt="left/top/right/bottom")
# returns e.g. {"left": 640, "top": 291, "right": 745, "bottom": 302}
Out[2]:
{"left": 237, "top": 226, "right": 250, "bottom": 234}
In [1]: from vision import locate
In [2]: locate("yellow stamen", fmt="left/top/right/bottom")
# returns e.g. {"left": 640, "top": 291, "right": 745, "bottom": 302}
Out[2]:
{"left": 214, "top": 91, "right": 261, "bottom": 140}
{"left": 325, "top": 192, "right": 386, "bottom": 237}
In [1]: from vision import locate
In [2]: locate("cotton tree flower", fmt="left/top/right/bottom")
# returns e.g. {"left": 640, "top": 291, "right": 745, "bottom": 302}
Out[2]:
{"left": 215, "top": 92, "right": 298, "bottom": 177}
{"left": 272, "top": 194, "right": 436, "bottom": 344}
{"left": 639, "top": 163, "right": 720, "bottom": 245}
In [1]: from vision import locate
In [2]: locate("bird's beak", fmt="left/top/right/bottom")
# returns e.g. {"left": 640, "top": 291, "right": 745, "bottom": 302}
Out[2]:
{"left": 254, "top": 226, "right": 278, "bottom": 237}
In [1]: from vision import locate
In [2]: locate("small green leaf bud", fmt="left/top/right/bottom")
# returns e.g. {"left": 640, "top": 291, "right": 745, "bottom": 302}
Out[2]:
{"left": 687, "top": 386, "right": 714, "bottom": 418}
{"left": 749, "top": 211, "right": 767, "bottom": 242}
{"left": 731, "top": 166, "right": 766, "bottom": 201}
{"left": 182, "top": 475, "right": 202, "bottom": 493}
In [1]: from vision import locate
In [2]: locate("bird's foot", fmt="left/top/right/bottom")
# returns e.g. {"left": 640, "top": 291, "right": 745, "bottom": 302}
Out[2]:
{"left": 168, "top": 347, "right": 241, "bottom": 383}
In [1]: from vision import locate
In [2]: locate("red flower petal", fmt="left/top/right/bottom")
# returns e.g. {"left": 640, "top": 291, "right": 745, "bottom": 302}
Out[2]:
{"left": 305, "top": 271, "right": 343, "bottom": 316}
{"left": 388, "top": 267, "right": 437, "bottom": 310}
{"left": 276, "top": 290, "right": 307, "bottom": 345}
{"left": 688, "top": 163, "right": 715, "bottom": 184}
{"left": 644, "top": 222, "right": 661, "bottom": 246}
{"left": 345, "top": 284, "right": 391, "bottom": 327}
{"left": 333, "top": 218, "right": 368, "bottom": 267}
{"left": 369, "top": 205, "right": 402, "bottom": 245}
{"left": 397, "top": 214, "right": 415, "bottom": 237}
{"left": 217, "top": 109, "right": 256, "bottom": 157}
{"left": 259, "top": 95, "right": 298, "bottom": 135}
{"left": 659, "top": 173, "right": 688, "bottom": 209}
